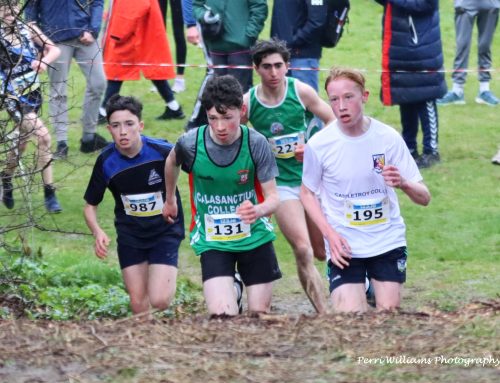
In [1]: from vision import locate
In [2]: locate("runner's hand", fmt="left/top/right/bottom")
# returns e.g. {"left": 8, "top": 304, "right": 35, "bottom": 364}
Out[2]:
{"left": 236, "top": 200, "right": 260, "bottom": 224}
{"left": 382, "top": 165, "right": 404, "bottom": 188}
{"left": 31, "top": 59, "right": 47, "bottom": 73}
{"left": 326, "top": 230, "right": 351, "bottom": 269}
{"left": 94, "top": 229, "right": 110, "bottom": 259}
{"left": 294, "top": 143, "right": 305, "bottom": 162}
{"left": 162, "top": 198, "right": 178, "bottom": 224}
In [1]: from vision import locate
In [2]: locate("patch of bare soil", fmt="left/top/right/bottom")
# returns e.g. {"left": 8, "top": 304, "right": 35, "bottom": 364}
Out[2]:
{"left": 0, "top": 300, "right": 498, "bottom": 383}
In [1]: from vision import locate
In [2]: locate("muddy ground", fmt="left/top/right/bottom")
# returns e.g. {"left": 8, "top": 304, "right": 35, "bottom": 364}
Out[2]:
{"left": 0, "top": 298, "right": 498, "bottom": 383}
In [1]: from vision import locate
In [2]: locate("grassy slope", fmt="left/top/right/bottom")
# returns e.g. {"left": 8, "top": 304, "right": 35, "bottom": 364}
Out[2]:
{"left": 1, "top": 0, "right": 498, "bottom": 312}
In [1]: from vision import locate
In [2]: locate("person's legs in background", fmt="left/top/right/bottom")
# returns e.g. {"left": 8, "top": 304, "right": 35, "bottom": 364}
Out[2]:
{"left": 169, "top": 0, "right": 188, "bottom": 93}
{"left": 416, "top": 100, "right": 440, "bottom": 168}
{"left": 74, "top": 39, "right": 108, "bottom": 153}
{"left": 211, "top": 50, "right": 253, "bottom": 93}
{"left": 289, "top": 57, "right": 320, "bottom": 91}
{"left": 437, "top": 7, "right": 474, "bottom": 105}
{"left": 48, "top": 41, "right": 73, "bottom": 159}
{"left": 152, "top": 79, "right": 185, "bottom": 120}
{"left": 399, "top": 103, "right": 420, "bottom": 159}
{"left": 475, "top": 7, "right": 499, "bottom": 105}
{"left": 185, "top": 27, "right": 213, "bottom": 131}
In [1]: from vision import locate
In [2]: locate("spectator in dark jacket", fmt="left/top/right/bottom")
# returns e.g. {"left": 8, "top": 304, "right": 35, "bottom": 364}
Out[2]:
{"left": 25, "top": 0, "right": 108, "bottom": 159}
{"left": 376, "top": 0, "right": 447, "bottom": 168}
{"left": 271, "top": 0, "right": 327, "bottom": 92}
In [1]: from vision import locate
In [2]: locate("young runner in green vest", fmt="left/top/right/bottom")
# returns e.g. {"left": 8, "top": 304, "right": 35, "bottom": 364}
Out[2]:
{"left": 242, "top": 39, "right": 335, "bottom": 314}
{"left": 163, "top": 75, "right": 282, "bottom": 316}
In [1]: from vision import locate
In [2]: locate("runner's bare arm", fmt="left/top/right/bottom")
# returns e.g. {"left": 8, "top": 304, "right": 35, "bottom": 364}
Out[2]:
{"left": 162, "top": 150, "right": 181, "bottom": 223}
{"left": 297, "top": 81, "right": 335, "bottom": 125}
{"left": 83, "top": 203, "right": 110, "bottom": 259}
{"left": 28, "top": 24, "right": 60, "bottom": 73}
{"left": 300, "top": 184, "right": 351, "bottom": 268}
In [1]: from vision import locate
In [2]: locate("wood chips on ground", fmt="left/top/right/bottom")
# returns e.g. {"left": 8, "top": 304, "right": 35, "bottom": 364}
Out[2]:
{"left": 0, "top": 300, "right": 498, "bottom": 383}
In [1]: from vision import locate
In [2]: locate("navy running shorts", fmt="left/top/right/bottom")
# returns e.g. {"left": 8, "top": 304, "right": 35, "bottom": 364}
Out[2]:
{"left": 117, "top": 235, "right": 181, "bottom": 269}
{"left": 327, "top": 246, "right": 407, "bottom": 293}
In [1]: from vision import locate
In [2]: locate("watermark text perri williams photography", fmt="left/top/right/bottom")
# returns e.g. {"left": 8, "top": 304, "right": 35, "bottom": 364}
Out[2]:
{"left": 357, "top": 355, "right": 499, "bottom": 367}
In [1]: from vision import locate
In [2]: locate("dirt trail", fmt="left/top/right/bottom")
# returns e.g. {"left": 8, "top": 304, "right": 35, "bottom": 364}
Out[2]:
{"left": 0, "top": 300, "right": 498, "bottom": 383}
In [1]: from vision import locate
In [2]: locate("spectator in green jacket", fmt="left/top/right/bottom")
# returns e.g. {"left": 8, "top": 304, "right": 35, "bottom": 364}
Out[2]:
{"left": 193, "top": 0, "right": 267, "bottom": 92}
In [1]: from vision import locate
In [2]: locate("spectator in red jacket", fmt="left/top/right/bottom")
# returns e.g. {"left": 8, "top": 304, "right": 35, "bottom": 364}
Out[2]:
{"left": 99, "top": 0, "right": 184, "bottom": 122}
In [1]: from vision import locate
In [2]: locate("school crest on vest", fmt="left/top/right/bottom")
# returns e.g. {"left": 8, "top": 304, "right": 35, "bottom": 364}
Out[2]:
{"left": 237, "top": 169, "right": 250, "bottom": 185}
{"left": 372, "top": 154, "right": 385, "bottom": 174}
{"left": 270, "top": 122, "right": 284, "bottom": 135}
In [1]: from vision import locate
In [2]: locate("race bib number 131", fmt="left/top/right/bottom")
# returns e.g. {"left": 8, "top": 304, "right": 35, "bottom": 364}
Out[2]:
{"left": 205, "top": 213, "right": 251, "bottom": 241}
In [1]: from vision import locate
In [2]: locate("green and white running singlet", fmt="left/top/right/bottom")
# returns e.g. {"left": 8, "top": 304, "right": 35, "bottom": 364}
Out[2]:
{"left": 248, "top": 77, "right": 313, "bottom": 187}
{"left": 189, "top": 125, "right": 275, "bottom": 254}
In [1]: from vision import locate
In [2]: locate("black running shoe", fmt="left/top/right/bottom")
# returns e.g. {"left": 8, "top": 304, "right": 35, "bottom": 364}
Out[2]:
{"left": 156, "top": 106, "right": 185, "bottom": 120}
{"left": 80, "top": 133, "right": 110, "bottom": 153}
{"left": 45, "top": 193, "right": 62, "bottom": 213}
{"left": 97, "top": 113, "right": 107, "bottom": 125}
{"left": 416, "top": 152, "right": 440, "bottom": 169}
{"left": 53, "top": 141, "right": 69, "bottom": 160}
{"left": 1, "top": 173, "right": 14, "bottom": 209}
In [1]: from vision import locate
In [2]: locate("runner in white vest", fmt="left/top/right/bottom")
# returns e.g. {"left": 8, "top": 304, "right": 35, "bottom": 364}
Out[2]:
{"left": 301, "top": 68, "right": 431, "bottom": 312}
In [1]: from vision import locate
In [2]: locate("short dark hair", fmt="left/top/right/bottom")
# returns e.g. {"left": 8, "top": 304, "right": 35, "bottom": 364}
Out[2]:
{"left": 201, "top": 75, "right": 243, "bottom": 114}
{"left": 251, "top": 38, "right": 290, "bottom": 67}
{"left": 105, "top": 94, "right": 143, "bottom": 122}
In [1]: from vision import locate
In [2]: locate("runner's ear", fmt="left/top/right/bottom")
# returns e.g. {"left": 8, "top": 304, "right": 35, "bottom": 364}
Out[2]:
{"left": 240, "top": 103, "right": 247, "bottom": 119}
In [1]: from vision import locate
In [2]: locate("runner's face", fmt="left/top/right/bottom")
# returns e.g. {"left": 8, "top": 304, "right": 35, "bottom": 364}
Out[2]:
{"left": 0, "top": 6, "right": 19, "bottom": 25}
{"left": 326, "top": 77, "right": 369, "bottom": 132}
{"left": 255, "top": 53, "right": 288, "bottom": 88}
{"left": 107, "top": 110, "right": 144, "bottom": 156}
{"left": 206, "top": 105, "right": 245, "bottom": 145}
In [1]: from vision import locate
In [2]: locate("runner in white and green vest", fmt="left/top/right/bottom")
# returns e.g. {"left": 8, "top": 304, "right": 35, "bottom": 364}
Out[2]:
{"left": 163, "top": 75, "right": 282, "bottom": 316}
{"left": 243, "top": 39, "right": 335, "bottom": 314}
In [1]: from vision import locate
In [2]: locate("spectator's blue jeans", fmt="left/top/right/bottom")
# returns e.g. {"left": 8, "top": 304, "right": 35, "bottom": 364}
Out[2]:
{"left": 210, "top": 49, "right": 253, "bottom": 93}
{"left": 289, "top": 58, "right": 320, "bottom": 91}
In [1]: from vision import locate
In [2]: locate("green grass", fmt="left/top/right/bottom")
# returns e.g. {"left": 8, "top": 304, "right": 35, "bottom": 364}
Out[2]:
{"left": 1, "top": 0, "right": 499, "bottom": 315}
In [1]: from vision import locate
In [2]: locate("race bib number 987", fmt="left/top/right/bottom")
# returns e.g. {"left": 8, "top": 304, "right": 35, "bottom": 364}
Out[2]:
{"left": 121, "top": 192, "right": 163, "bottom": 217}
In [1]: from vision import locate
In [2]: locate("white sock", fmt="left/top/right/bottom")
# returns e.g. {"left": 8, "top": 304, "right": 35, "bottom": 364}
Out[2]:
{"left": 167, "top": 100, "right": 180, "bottom": 110}
{"left": 479, "top": 82, "right": 490, "bottom": 93}
{"left": 99, "top": 106, "right": 107, "bottom": 116}
{"left": 452, "top": 83, "right": 464, "bottom": 96}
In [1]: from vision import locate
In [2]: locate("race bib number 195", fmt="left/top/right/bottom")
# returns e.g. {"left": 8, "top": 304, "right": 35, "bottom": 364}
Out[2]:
{"left": 344, "top": 197, "right": 390, "bottom": 227}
